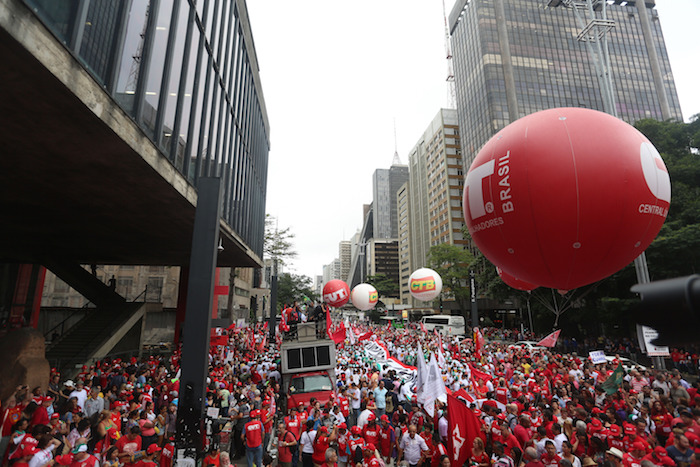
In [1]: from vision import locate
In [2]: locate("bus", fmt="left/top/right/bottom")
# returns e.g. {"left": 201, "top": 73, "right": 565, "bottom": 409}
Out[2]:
{"left": 420, "top": 314, "right": 465, "bottom": 336}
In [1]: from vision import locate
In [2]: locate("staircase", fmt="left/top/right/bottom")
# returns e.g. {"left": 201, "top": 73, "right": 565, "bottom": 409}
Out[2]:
{"left": 43, "top": 260, "right": 145, "bottom": 377}
{"left": 46, "top": 301, "right": 146, "bottom": 377}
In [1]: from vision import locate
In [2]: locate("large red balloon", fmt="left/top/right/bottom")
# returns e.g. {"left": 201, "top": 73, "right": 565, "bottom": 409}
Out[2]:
{"left": 463, "top": 108, "right": 670, "bottom": 290}
{"left": 322, "top": 280, "right": 350, "bottom": 307}
{"left": 496, "top": 267, "right": 538, "bottom": 292}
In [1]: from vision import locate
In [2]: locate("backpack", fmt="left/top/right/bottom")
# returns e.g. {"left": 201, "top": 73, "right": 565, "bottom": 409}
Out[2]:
{"left": 385, "top": 392, "right": 394, "bottom": 413}
{"left": 286, "top": 431, "right": 298, "bottom": 455}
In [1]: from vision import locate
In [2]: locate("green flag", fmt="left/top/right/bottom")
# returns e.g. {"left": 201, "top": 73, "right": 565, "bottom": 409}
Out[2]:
{"left": 601, "top": 363, "right": 625, "bottom": 395}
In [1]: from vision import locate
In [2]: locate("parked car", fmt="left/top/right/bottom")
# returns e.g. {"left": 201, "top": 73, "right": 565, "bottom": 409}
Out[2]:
{"left": 507, "top": 340, "right": 545, "bottom": 351}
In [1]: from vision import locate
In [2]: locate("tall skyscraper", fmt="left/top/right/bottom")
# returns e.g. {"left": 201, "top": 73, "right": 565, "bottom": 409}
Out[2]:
{"left": 397, "top": 183, "right": 411, "bottom": 304}
{"left": 339, "top": 240, "right": 352, "bottom": 283}
{"left": 449, "top": 0, "right": 682, "bottom": 168}
{"left": 372, "top": 162, "right": 409, "bottom": 240}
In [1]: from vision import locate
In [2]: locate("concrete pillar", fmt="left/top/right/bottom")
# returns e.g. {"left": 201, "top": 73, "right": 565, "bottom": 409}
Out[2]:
{"left": 494, "top": 0, "right": 520, "bottom": 123}
{"left": 636, "top": 1, "right": 672, "bottom": 120}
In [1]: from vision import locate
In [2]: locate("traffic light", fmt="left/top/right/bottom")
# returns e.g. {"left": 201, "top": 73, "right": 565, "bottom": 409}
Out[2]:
{"left": 631, "top": 275, "right": 700, "bottom": 346}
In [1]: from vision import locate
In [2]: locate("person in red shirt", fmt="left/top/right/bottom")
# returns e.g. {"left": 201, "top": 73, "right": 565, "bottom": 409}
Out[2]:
{"left": 362, "top": 443, "right": 382, "bottom": 467}
{"left": 607, "top": 424, "right": 625, "bottom": 451}
{"left": 363, "top": 415, "right": 380, "bottom": 447}
{"left": 471, "top": 437, "right": 490, "bottom": 467}
{"left": 337, "top": 391, "right": 350, "bottom": 421}
{"left": 133, "top": 444, "right": 160, "bottom": 467}
{"left": 501, "top": 424, "right": 523, "bottom": 459}
{"left": 378, "top": 415, "right": 396, "bottom": 464}
{"left": 242, "top": 410, "right": 264, "bottom": 467}
{"left": 116, "top": 426, "right": 143, "bottom": 467}
{"left": 159, "top": 438, "right": 175, "bottom": 467}
{"left": 277, "top": 422, "right": 297, "bottom": 467}
{"left": 203, "top": 446, "right": 220, "bottom": 467}
{"left": 542, "top": 440, "right": 561, "bottom": 467}
{"left": 514, "top": 415, "right": 533, "bottom": 447}
{"left": 651, "top": 400, "right": 674, "bottom": 445}
{"left": 312, "top": 426, "right": 338, "bottom": 466}
{"left": 642, "top": 446, "right": 675, "bottom": 467}
{"left": 348, "top": 427, "right": 366, "bottom": 466}
{"left": 622, "top": 441, "right": 646, "bottom": 467}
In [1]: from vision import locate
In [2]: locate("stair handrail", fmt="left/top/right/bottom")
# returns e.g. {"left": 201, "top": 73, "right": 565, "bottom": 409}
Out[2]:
{"left": 131, "top": 285, "right": 148, "bottom": 303}
{"left": 43, "top": 301, "right": 94, "bottom": 342}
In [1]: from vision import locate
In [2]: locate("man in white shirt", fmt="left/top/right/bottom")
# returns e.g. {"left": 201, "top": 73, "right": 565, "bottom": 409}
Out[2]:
{"left": 348, "top": 383, "right": 361, "bottom": 426}
{"left": 69, "top": 380, "right": 88, "bottom": 412}
{"left": 398, "top": 425, "right": 429, "bottom": 467}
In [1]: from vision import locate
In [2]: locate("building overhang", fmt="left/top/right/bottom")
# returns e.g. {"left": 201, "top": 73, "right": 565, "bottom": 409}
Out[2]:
{"left": 0, "top": 0, "right": 262, "bottom": 268}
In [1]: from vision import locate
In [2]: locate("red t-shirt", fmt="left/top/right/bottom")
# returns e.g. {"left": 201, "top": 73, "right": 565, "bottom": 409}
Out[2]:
{"left": 278, "top": 431, "right": 296, "bottom": 464}
{"left": 244, "top": 420, "right": 264, "bottom": 449}
{"left": 116, "top": 435, "right": 142, "bottom": 467}
{"left": 313, "top": 436, "right": 331, "bottom": 465}
{"left": 202, "top": 453, "right": 220, "bottom": 467}
{"left": 285, "top": 416, "right": 301, "bottom": 439}
{"left": 363, "top": 425, "right": 380, "bottom": 446}
{"left": 160, "top": 443, "right": 174, "bottom": 467}
{"left": 338, "top": 396, "right": 350, "bottom": 417}
{"left": 71, "top": 455, "right": 100, "bottom": 467}
{"left": 379, "top": 425, "right": 395, "bottom": 455}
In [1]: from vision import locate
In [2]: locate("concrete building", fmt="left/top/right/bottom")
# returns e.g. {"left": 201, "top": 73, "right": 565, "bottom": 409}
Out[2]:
{"left": 0, "top": 0, "right": 270, "bottom": 377}
{"left": 397, "top": 183, "right": 412, "bottom": 304}
{"left": 408, "top": 109, "right": 466, "bottom": 269}
{"left": 449, "top": 0, "right": 682, "bottom": 169}
{"left": 367, "top": 239, "right": 400, "bottom": 299}
{"left": 372, "top": 162, "right": 409, "bottom": 240}
{"left": 339, "top": 241, "right": 352, "bottom": 283}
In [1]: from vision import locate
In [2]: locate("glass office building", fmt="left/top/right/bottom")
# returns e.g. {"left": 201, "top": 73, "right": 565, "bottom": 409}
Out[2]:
{"left": 449, "top": 0, "right": 682, "bottom": 167}
{"left": 24, "top": 0, "right": 270, "bottom": 257}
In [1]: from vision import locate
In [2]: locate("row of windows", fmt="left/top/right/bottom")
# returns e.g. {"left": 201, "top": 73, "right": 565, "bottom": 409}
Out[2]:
{"left": 26, "top": 0, "right": 270, "bottom": 258}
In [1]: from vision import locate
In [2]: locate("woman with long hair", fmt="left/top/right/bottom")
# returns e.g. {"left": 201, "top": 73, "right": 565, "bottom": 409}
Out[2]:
{"left": 650, "top": 399, "right": 673, "bottom": 445}
{"left": 562, "top": 441, "right": 582, "bottom": 467}
{"left": 470, "top": 437, "right": 490, "bottom": 467}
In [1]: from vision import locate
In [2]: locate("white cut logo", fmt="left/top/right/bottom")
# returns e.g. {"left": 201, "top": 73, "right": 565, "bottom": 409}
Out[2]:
{"left": 640, "top": 142, "right": 671, "bottom": 203}
{"left": 465, "top": 159, "right": 495, "bottom": 220}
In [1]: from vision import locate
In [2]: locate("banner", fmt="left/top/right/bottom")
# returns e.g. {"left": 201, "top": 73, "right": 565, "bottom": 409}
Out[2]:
{"left": 589, "top": 350, "right": 607, "bottom": 365}
{"left": 536, "top": 329, "right": 561, "bottom": 348}
{"left": 364, "top": 340, "right": 417, "bottom": 386}
{"left": 416, "top": 344, "right": 429, "bottom": 406}
{"left": 642, "top": 326, "right": 670, "bottom": 357}
{"left": 447, "top": 394, "right": 485, "bottom": 467}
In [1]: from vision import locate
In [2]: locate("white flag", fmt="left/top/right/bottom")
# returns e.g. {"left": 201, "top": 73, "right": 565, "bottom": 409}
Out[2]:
{"left": 422, "top": 352, "right": 447, "bottom": 417}
{"left": 345, "top": 318, "right": 356, "bottom": 345}
{"left": 416, "top": 344, "right": 429, "bottom": 405}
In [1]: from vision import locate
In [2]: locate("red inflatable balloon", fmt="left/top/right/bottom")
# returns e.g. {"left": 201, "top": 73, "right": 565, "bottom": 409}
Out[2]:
{"left": 496, "top": 267, "right": 538, "bottom": 292}
{"left": 463, "top": 108, "right": 670, "bottom": 290}
{"left": 322, "top": 280, "right": 350, "bottom": 307}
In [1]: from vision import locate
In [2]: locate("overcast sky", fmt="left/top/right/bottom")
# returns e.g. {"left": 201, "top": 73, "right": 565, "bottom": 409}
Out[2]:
{"left": 245, "top": 0, "right": 700, "bottom": 281}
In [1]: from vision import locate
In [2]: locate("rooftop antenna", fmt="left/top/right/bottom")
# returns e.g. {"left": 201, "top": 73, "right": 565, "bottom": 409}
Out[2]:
{"left": 391, "top": 118, "right": 402, "bottom": 165}
{"left": 442, "top": 0, "right": 457, "bottom": 109}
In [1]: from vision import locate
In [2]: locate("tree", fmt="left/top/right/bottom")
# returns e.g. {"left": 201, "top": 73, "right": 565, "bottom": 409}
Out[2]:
{"left": 277, "top": 273, "right": 317, "bottom": 308}
{"left": 366, "top": 273, "right": 399, "bottom": 298}
{"left": 264, "top": 214, "right": 297, "bottom": 266}
{"left": 427, "top": 243, "right": 475, "bottom": 317}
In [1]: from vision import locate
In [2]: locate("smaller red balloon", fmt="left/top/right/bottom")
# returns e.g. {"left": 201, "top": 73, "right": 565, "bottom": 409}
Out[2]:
{"left": 322, "top": 280, "right": 350, "bottom": 307}
{"left": 497, "top": 267, "right": 539, "bottom": 292}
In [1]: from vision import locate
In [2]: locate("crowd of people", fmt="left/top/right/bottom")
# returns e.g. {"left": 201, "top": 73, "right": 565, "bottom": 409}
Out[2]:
{"left": 1, "top": 319, "right": 699, "bottom": 467}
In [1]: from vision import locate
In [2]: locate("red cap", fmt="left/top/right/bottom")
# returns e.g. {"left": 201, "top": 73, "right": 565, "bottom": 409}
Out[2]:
{"left": 608, "top": 424, "right": 621, "bottom": 436}
{"left": 147, "top": 444, "right": 162, "bottom": 455}
{"left": 591, "top": 407, "right": 603, "bottom": 414}
{"left": 624, "top": 423, "right": 636, "bottom": 435}
{"left": 351, "top": 426, "right": 362, "bottom": 435}
{"left": 367, "top": 413, "right": 376, "bottom": 422}
{"left": 22, "top": 446, "right": 39, "bottom": 457}
{"left": 365, "top": 443, "right": 376, "bottom": 451}
{"left": 654, "top": 446, "right": 668, "bottom": 457}
{"left": 497, "top": 413, "right": 507, "bottom": 420}
{"left": 589, "top": 419, "right": 602, "bottom": 431}
{"left": 632, "top": 442, "right": 646, "bottom": 452}
{"left": 319, "top": 426, "right": 328, "bottom": 433}
{"left": 380, "top": 414, "right": 389, "bottom": 422}
{"left": 338, "top": 423, "right": 347, "bottom": 429}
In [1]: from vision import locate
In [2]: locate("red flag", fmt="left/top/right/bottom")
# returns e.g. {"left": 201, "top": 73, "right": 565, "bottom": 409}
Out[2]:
{"left": 473, "top": 327, "right": 485, "bottom": 359}
{"left": 210, "top": 335, "right": 227, "bottom": 347}
{"left": 536, "top": 329, "right": 561, "bottom": 348}
{"left": 280, "top": 310, "right": 290, "bottom": 332}
{"left": 325, "top": 305, "right": 333, "bottom": 339}
{"left": 420, "top": 322, "right": 427, "bottom": 333}
{"left": 358, "top": 331, "right": 374, "bottom": 341}
{"left": 447, "top": 394, "right": 485, "bottom": 467}
{"left": 227, "top": 322, "right": 237, "bottom": 331}
{"left": 468, "top": 363, "right": 492, "bottom": 383}
{"left": 330, "top": 322, "right": 347, "bottom": 345}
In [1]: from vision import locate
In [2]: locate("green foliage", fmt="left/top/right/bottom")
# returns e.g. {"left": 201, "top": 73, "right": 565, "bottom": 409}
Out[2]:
{"left": 427, "top": 243, "right": 475, "bottom": 313}
{"left": 366, "top": 273, "right": 399, "bottom": 298}
{"left": 277, "top": 273, "right": 317, "bottom": 309}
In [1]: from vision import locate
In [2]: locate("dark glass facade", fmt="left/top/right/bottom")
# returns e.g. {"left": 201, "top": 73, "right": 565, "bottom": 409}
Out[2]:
{"left": 23, "top": 0, "right": 270, "bottom": 258}
{"left": 449, "top": 0, "right": 682, "bottom": 167}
